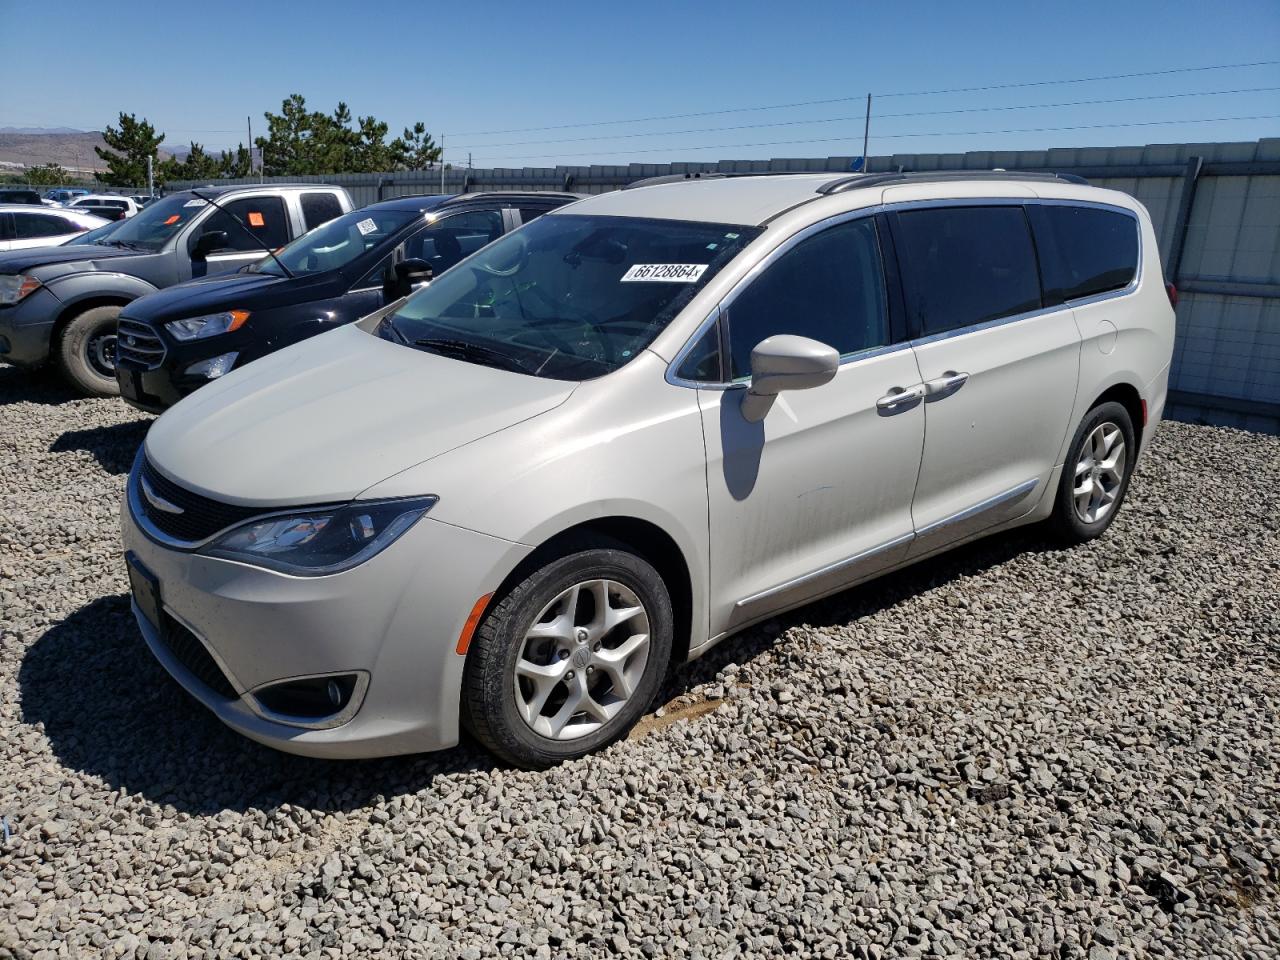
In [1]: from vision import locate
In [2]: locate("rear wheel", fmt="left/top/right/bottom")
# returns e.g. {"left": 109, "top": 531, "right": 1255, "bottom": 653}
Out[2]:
{"left": 57, "top": 305, "right": 122, "bottom": 397}
{"left": 462, "top": 543, "right": 673, "bottom": 769}
{"left": 1049, "top": 401, "right": 1136, "bottom": 544}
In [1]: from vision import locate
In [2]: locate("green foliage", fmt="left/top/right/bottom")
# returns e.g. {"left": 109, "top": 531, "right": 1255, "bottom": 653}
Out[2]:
{"left": 24, "top": 163, "right": 72, "bottom": 186}
{"left": 95, "top": 113, "right": 164, "bottom": 187}
{"left": 159, "top": 143, "right": 253, "bottom": 184}
{"left": 255, "top": 94, "right": 437, "bottom": 175}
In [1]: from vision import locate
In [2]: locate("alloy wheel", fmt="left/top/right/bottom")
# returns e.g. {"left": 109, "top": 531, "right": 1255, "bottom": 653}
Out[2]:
{"left": 1073, "top": 422, "right": 1126, "bottom": 524}
{"left": 513, "top": 579, "right": 650, "bottom": 741}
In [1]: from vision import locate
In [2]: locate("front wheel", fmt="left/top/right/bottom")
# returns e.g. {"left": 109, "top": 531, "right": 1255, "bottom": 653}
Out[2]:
{"left": 1049, "top": 401, "right": 1137, "bottom": 544}
{"left": 57, "top": 305, "right": 122, "bottom": 397}
{"left": 461, "top": 544, "right": 673, "bottom": 769}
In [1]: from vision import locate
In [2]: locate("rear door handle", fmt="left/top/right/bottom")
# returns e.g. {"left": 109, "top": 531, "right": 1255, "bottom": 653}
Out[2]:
{"left": 923, "top": 371, "right": 969, "bottom": 397}
{"left": 876, "top": 383, "right": 926, "bottom": 411}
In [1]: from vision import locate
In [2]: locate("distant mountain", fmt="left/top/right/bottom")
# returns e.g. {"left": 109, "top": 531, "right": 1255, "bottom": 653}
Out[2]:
{"left": 0, "top": 131, "right": 109, "bottom": 174}
{"left": 0, "top": 125, "right": 85, "bottom": 135}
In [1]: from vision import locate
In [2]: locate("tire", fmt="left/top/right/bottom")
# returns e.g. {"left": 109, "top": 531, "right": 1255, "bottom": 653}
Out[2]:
{"left": 57, "top": 305, "right": 122, "bottom": 397}
{"left": 1048, "top": 401, "right": 1137, "bottom": 544}
{"left": 462, "top": 543, "right": 673, "bottom": 769}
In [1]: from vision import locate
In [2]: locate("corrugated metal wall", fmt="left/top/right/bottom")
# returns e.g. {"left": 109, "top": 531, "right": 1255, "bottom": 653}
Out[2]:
{"left": 171, "top": 138, "right": 1280, "bottom": 426}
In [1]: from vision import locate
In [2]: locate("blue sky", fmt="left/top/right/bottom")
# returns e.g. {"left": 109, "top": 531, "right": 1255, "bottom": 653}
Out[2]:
{"left": 4, "top": 0, "right": 1279, "bottom": 166}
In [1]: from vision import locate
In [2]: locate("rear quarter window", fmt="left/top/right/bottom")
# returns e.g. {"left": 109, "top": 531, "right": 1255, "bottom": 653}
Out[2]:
{"left": 301, "top": 192, "right": 345, "bottom": 231}
{"left": 1030, "top": 205, "right": 1139, "bottom": 304}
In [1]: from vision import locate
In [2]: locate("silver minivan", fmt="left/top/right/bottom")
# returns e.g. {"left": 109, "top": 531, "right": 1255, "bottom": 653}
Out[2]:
{"left": 121, "top": 171, "right": 1175, "bottom": 768}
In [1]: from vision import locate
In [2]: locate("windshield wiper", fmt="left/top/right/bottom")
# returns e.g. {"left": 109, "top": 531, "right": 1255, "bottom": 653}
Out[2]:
{"left": 412, "top": 337, "right": 531, "bottom": 375}
{"left": 101, "top": 239, "right": 143, "bottom": 251}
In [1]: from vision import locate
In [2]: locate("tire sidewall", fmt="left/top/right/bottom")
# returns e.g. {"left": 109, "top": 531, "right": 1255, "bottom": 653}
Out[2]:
{"left": 469, "top": 547, "right": 673, "bottom": 767}
{"left": 1057, "top": 401, "right": 1137, "bottom": 540}
{"left": 58, "top": 306, "right": 122, "bottom": 397}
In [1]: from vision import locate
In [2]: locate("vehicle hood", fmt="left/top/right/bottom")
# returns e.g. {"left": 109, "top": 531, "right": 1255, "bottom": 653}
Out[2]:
{"left": 0, "top": 243, "right": 141, "bottom": 275}
{"left": 123, "top": 270, "right": 338, "bottom": 322}
{"left": 145, "top": 324, "right": 578, "bottom": 507}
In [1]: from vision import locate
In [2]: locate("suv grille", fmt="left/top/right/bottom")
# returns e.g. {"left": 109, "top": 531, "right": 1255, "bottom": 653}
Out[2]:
{"left": 158, "top": 613, "right": 237, "bottom": 699}
{"left": 136, "top": 458, "right": 266, "bottom": 544}
{"left": 117, "top": 317, "right": 166, "bottom": 369}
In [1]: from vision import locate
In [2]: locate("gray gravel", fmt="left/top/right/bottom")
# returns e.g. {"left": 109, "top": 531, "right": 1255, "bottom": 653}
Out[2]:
{"left": 1, "top": 363, "right": 1277, "bottom": 960}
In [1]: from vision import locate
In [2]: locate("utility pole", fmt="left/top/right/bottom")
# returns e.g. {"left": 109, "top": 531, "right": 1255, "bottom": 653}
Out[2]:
{"left": 862, "top": 93, "right": 872, "bottom": 171}
{"left": 146, "top": 155, "right": 153, "bottom": 198}
{"left": 440, "top": 133, "right": 446, "bottom": 194}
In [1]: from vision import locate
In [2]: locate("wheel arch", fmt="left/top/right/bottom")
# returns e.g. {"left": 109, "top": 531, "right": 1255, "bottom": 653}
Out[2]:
{"left": 50, "top": 293, "right": 135, "bottom": 345}
{"left": 1089, "top": 381, "right": 1145, "bottom": 453}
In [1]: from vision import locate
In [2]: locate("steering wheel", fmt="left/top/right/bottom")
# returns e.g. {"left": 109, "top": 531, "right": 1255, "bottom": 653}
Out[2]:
{"left": 474, "top": 231, "right": 529, "bottom": 277}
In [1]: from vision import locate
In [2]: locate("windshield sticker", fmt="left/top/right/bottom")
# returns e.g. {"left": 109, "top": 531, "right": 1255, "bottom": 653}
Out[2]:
{"left": 620, "top": 263, "right": 708, "bottom": 283}
{"left": 355, "top": 218, "right": 378, "bottom": 236}
{"left": 183, "top": 199, "right": 208, "bottom": 208}
{"left": 162, "top": 215, "right": 180, "bottom": 226}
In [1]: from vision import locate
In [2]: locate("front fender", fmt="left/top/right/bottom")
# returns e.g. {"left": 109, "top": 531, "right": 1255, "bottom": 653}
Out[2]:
{"left": 45, "top": 272, "right": 159, "bottom": 312}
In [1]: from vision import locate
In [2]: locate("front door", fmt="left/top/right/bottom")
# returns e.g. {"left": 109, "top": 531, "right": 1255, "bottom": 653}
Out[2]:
{"left": 189, "top": 195, "right": 292, "bottom": 278}
{"left": 697, "top": 214, "right": 925, "bottom": 635}
{"left": 888, "top": 203, "right": 1081, "bottom": 555}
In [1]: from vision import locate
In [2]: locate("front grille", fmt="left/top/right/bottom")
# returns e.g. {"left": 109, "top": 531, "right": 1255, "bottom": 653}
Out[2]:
{"left": 159, "top": 613, "right": 237, "bottom": 699}
{"left": 117, "top": 317, "right": 166, "bottom": 369}
{"left": 136, "top": 458, "right": 266, "bottom": 544}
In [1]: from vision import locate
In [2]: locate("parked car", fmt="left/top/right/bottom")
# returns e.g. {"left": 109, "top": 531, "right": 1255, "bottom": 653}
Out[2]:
{"left": 69, "top": 194, "right": 140, "bottom": 218}
{"left": 0, "top": 183, "right": 353, "bottom": 395}
{"left": 46, "top": 188, "right": 90, "bottom": 205}
{"left": 0, "top": 204, "right": 107, "bottom": 251}
{"left": 0, "top": 189, "right": 43, "bottom": 205}
{"left": 116, "top": 191, "right": 579, "bottom": 412}
{"left": 121, "top": 171, "right": 1174, "bottom": 768}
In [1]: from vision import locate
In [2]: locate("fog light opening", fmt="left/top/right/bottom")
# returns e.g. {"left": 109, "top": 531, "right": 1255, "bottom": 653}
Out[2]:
{"left": 184, "top": 351, "right": 238, "bottom": 380}
{"left": 253, "top": 673, "right": 361, "bottom": 723}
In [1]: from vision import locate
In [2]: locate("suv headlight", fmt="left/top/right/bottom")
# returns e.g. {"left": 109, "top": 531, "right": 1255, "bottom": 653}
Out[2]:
{"left": 0, "top": 274, "right": 41, "bottom": 305}
{"left": 166, "top": 309, "right": 250, "bottom": 341}
{"left": 200, "top": 496, "right": 437, "bottom": 576}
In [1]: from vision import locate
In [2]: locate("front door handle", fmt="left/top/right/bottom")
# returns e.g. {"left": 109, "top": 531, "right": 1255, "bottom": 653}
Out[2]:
{"left": 923, "top": 371, "right": 969, "bottom": 398}
{"left": 876, "top": 383, "right": 926, "bottom": 411}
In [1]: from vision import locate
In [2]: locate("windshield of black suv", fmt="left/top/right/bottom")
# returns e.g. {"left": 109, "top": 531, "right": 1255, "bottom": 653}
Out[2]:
{"left": 380, "top": 214, "right": 760, "bottom": 380}
{"left": 255, "top": 208, "right": 420, "bottom": 278}
{"left": 93, "top": 193, "right": 207, "bottom": 252}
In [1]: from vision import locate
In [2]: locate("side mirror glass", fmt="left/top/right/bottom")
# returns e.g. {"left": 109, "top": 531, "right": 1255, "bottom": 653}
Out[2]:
{"left": 740, "top": 334, "right": 839, "bottom": 421}
{"left": 192, "top": 230, "right": 228, "bottom": 259}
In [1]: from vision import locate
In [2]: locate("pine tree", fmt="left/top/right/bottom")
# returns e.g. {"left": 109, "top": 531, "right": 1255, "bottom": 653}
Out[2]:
{"left": 94, "top": 113, "right": 163, "bottom": 187}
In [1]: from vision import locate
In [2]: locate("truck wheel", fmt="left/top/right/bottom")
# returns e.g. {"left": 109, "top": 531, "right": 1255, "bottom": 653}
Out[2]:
{"left": 57, "top": 306, "right": 122, "bottom": 397}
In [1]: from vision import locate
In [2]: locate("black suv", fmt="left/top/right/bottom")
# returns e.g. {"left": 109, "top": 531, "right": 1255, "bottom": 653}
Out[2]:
{"left": 0, "top": 184, "right": 351, "bottom": 396}
{"left": 116, "top": 192, "right": 579, "bottom": 413}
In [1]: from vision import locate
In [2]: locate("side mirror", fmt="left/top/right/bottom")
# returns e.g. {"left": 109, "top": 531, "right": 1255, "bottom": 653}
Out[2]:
{"left": 388, "top": 258, "right": 433, "bottom": 298}
{"left": 740, "top": 334, "right": 839, "bottom": 421}
{"left": 192, "top": 230, "right": 228, "bottom": 259}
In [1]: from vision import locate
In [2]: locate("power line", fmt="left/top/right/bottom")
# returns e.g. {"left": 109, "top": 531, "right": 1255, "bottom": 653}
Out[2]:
{"left": 468, "top": 114, "right": 1280, "bottom": 164}
{"left": 452, "top": 86, "right": 1280, "bottom": 151}
{"left": 450, "top": 59, "right": 1279, "bottom": 137}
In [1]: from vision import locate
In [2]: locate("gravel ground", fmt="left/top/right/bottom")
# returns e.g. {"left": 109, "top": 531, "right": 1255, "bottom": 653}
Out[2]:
{"left": 0, "top": 364, "right": 1277, "bottom": 960}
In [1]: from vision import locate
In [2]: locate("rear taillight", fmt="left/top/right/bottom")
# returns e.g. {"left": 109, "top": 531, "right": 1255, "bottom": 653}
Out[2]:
{"left": 1165, "top": 282, "right": 1178, "bottom": 308}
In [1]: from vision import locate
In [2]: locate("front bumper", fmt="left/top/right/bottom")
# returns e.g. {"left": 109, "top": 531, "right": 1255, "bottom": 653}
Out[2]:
{"left": 120, "top": 483, "right": 530, "bottom": 758}
{"left": 0, "top": 286, "right": 61, "bottom": 367}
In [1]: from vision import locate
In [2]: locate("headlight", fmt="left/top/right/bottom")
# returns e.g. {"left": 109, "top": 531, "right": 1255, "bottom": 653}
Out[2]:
{"left": 0, "top": 274, "right": 41, "bottom": 305}
{"left": 200, "top": 496, "right": 437, "bottom": 575}
{"left": 166, "top": 309, "right": 250, "bottom": 341}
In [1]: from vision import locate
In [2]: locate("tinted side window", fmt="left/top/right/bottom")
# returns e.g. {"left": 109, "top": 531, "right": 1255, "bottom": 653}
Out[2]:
{"left": 894, "top": 206, "right": 1041, "bottom": 336}
{"left": 726, "top": 217, "right": 887, "bottom": 380}
{"left": 406, "top": 209, "right": 504, "bottom": 275}
{"left": 518, "top": 206, "right": 555, "bottom": 225}
{"left": 301, "top": 192, "right": 345, "bottom": 231}
{"left": 1031, "top": 205, "right": 1138, "bottom": 304}
{"left": 13, "top": 213, "right": 73, "bottom": 238}
{"left": 675, "top": 322, "right": 723, "bottom": 382}
{"left": 197, "top": 197, "right": 289, "bottom": 252}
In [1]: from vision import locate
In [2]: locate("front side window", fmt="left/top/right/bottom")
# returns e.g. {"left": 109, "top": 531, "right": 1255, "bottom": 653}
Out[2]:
{"left": 406, "top": 209, "right": 505, "bottom": 275}
{"left": 13, "top": 213, "right": 77, "bottom": 239}
{"left": 196, "top": 196, "right": 289, "bottom": 253}
{"left": 257, "top": 207, "right": 421, "bottom": 278}
{"left": 382, "top": 213, "right": 760, "bottom": 380}
{"left": 1031, "top": 205, "right": 1138, "bottom": 304}
{"left": 894, "top": 206, "right": 1041, "bottom": 336}
{"left": 725, "top": 217, "right": 888, "bottom": 380}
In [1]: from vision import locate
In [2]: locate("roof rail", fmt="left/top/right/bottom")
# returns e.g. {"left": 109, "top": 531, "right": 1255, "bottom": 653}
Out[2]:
{"left": 622, "top": 170, "right": 836, "bottom": 191}
{"left": 816, "top": 170, "right": 1089, "bottom": 195}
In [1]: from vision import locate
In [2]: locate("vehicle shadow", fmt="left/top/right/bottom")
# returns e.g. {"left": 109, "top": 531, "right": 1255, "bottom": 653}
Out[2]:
{"left": 659, "top": 524, "right": 1062, "bottom": 702}
{"left": 0, "top": 364, "right": 80, "bottom": 406}
{"left": 18, "top": 594, "right": 496, "bottom": 816}
{"left": 50, "top": 419, "right": 151, "bottom": 474}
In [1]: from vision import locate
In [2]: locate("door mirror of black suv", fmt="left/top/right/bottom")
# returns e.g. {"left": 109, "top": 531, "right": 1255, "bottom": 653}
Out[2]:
{"left": 192, "top": 230, "right": 229, "bottom": 259}
{"left": 389, "top": 258, "right": 433, "bottom": 298}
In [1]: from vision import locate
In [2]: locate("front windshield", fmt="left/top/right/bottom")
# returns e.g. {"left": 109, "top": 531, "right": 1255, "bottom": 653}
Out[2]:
{"left": 381, "top": 214, "right": 760, "bottom": 380}
{"left": 66, "top": 218, "right": 125, "bottom": 245}
{"left": 95, "top": 193, "right": 206, "bottom": 252}
{"left": 256, "top": 207, "right": 419, "bottom": 278}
